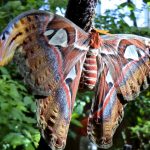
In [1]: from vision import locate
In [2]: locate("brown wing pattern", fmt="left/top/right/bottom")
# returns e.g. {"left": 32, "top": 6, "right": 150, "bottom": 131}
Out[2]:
{"left": 87, "top": 34, "right": 150, "bottom": 149}
{"left": 0, "top": 10, "right": 90, "bottom": 150}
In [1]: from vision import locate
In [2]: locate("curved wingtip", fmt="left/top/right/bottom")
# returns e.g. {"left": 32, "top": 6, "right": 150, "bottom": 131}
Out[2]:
{"left": 0, "top": 37, "right": 14, "bottom": 66}
{"left": 87, "top": 123, "right": 113, "bottom": 149}
{"left": 0, "top": 40, "right": 12, "bottom": 67}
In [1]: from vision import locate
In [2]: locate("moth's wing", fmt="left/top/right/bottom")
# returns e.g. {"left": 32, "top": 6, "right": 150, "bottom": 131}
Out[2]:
{"left": 0, "top": 10, "right": 89, "bottom": 96}
{"left": 87, "top": 34, "right": 150, "bottom": 149}
{"left": 36, "top": 55, "right": 87, "bottom": 150}
{"left": 0, "top": 10, "right": 90, "bottom": 149}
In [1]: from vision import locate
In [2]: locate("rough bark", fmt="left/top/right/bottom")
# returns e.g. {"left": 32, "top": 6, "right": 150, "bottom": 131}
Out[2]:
{"left": 65, "top": 0, "right": 97, "bottom": 32}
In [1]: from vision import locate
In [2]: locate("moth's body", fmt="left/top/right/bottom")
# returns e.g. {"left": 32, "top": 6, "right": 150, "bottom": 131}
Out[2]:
{"left": 79, "top": 48, "right": 98, "bottom": 90}
{"left": 0, "top": 10, "right": 149, "bottom": 150}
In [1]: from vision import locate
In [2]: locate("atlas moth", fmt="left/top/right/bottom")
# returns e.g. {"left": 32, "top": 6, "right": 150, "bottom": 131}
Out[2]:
{"left": 0, "top": 10, "right": 149, "bottom": 150}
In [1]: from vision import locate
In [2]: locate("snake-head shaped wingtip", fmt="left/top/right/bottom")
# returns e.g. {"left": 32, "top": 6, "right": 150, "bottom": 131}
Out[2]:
{"left": 48, "top": 134, "right": 66, "bottom": 150}
{"left": 0, "top": 32, "right": 15, "bottom": 66}
{"left": 92, "top": 136, "right": 113, "bottom": 149}
{"left": 36, "top": 90, "right": 72, "bottom": 150}
{"left": 87, "top": 126, "right": 113, "bottom": 149}
{"left": 39, "top": 120, "right": 68, "bottom": 150}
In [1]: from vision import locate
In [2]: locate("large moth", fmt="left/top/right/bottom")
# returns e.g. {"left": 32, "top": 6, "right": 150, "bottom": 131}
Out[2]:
{"left": 0, "top": 10, "right": 149, "bottom": 150}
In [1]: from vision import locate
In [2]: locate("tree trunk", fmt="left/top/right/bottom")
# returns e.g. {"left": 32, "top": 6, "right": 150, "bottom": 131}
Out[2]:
{"left": 127, "top": 0, "right": 137, "bottom": 27}
{"left": 65, "top": 0, "right": 97, "bottom": 32}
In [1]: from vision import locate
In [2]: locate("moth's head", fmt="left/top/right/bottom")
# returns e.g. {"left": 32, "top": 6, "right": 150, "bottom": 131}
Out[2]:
{"left": 0, "top": 30, "right": 16, "bottom": 66}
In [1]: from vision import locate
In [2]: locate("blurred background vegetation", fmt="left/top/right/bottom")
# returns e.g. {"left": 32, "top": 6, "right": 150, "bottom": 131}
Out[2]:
{"left": 0, "top": 0, "right": 149, "bottom": 150}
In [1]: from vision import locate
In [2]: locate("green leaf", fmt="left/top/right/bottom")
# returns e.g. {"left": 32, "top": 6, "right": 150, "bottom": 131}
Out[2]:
{"left": 118, "top": 2, "right": 127, "bottom": 9}
{"left": 22, "top": 129, "right": 32, "bottom": 139}
{"left": 71, "top": 113, "right": 80, "bottom": 119}
{"left": 32, "top": 133, "right": 40, "bottom": 147}
{"left": 71, "top": 119, "right": 83, "bottom": 127}
{"left": 3, "top": 133, "right": 30, "bottom": 148}
{"left": 0, "top": 67, "right": 10, "bottom": 75}
{"left": 68, "top": 130, "right": 77, "bottom": 139}
{"left": 23, "top": 116, "right": 37, "bottom": 124}
{"left": 23, "top": 96, "right": 33, "bottom": 106}
{"left": 24, "top": 143, "right": 35, "bottom": 150}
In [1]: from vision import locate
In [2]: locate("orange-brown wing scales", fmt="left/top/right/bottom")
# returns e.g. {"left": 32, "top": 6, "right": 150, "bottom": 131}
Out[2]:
{"left": 37, "top": 90, "right": 70, "bottom": 149}
{"left": 117, "top": 57, "right": 149, "bottom": 100}
{"left": 87, "top": 34, "right": 150, "bottom": 149}
{"left": 0, "top": 10, "right": 54, "bottom": 95}
{"left": 0, "top": 10, "right": 90, "bottom": 150}
{"left": 37, "top": 55, "right": 86, "bottom": 149}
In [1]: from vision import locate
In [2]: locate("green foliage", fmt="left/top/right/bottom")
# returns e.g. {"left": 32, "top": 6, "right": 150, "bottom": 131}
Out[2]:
{"left": 122, "top": 90, "right": 150, "bottom": 149}
{"left": 69, "top": 91, "right": 94, "bottom": 138}
{"left": 73, "top": 91, "right": 93, "bottom": 116}
{"left": 95, "top": 10, "right": 131, "bottom": 33}
{"left": 0, "top": 67, "right": 40, "bottom": 150}
{"left": 95, "top": 13, "right": 150, "bottom": 36}
{"left": 143, "top": 0, "right": 150, "bottom": 4}
{"left": 95, "top": 1, "right": 150, "bottom": 35}
{"left": 48, "top": 0, "right": 67, "bottom": 12}
{"left": 0, "top": 0, "right": 68, "bottom": 31}
{"left": 0, "top": 0, "right": 45, "bottom": 31}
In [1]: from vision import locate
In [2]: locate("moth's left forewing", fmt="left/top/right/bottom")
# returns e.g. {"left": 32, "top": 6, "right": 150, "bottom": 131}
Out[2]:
{"left": 87, "top": 34, "right": 150, "bottom": 149}
{"left": 42, "top": 13, "right": 90, "bottom": 105}
{"left": 37, "top": 14, "right": 90, "bottom": 149}
{"left": 0, "top": 10, "right": 90, "bottom": 150}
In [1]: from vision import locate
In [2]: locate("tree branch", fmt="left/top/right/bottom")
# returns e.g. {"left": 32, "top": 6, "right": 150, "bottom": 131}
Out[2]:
{"left": 65, "top": 0, "right": 97, "bottom": 32}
